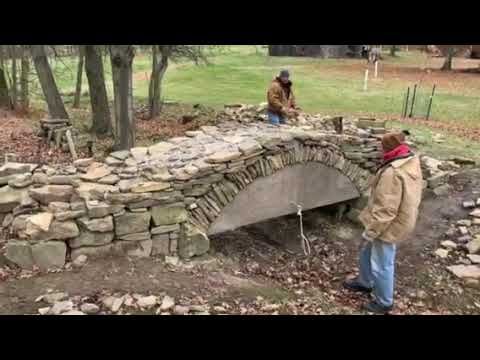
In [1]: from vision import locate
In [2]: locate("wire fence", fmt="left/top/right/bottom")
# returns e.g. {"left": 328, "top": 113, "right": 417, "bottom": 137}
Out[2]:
{"left": 401, "top": 84, "right": 436, "bottom": 120}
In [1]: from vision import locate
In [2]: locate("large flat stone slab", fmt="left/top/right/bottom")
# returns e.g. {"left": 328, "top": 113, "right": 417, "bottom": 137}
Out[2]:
{"left": 86, "top": 201, "right": 125, "bottom": 218}
{"left": 5, "top": 240, "right": 34, "bottom": 269}
{"left": 179, "top": 225, "right": 210, "bottom": 259}
{"left": 78, "top": 216, "right": 114, "bottom": 233}
{"left": 151, "top": 205, "right": 187, "bottom": 226}
{"left": 447, "top": 265, "right": 480, "bottom": 280}
{"left": 114, "top": 212, "right": 151, "bottom": 237}
{"left": 31, "top": 241, "right": 66, "bottom": 270}
{"left": 206, "top": 151, "right": 242, "bottom": 164}
{"left": 76, "top": 182, "right": 118, "bottom": 201}
{"left": 71, "top": 244, "right": 114, "bottom": 261}
{"left": 148, "top": 142, "right": 177, "bottom": 157}
{"left": 131, "top": 181, "right": 171, "bottom": 193}
{"left": 69, "top": 230, "right": 114, "bottom": 249}
{"left": 0, "top": 162, "right": 36, "bottom": 177}
{"left": 113, "top": 240, "right": 152, "bottom": 258}
{"left": 0, "top": 186, "right": 29, "bottom": 213}
{"left": 80, "top": 163, "right": 112, "bottom": 181}
{"left": 29, "top": 185, "right": 74, "bottom": 205}
{"left": 25, "top": 220, "right": 80, "bottom": 241}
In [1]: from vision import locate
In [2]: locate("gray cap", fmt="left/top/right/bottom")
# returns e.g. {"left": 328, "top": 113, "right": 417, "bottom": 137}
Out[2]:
{"left": 279, "top": 69, "right": 290, "bottom": 78}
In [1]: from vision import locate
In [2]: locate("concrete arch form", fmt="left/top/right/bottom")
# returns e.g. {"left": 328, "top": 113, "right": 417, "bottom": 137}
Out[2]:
{"left": 187, "top": 145, "right": 372, "bottom": 243}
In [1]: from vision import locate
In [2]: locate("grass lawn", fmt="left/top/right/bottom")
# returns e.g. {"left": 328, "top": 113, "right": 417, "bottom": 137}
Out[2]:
{"left": 20, "top": 46, "right": 480, "bottom": 160}
{"left": 36, "top": 46, "right": 480, "bottom": 125}
{"left": 389, "top": 121, "right": 480, "bottom": 161}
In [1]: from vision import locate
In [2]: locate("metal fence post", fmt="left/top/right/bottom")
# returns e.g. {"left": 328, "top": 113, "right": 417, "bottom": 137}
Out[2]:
{"left": 409, "top": 84, "right": 417, "bottom": 118}
{"left": 426, "top": 84, "right": 436, "bottom": 121}
{"left": 402, "top": 87, "right": 410, "bottom": 118}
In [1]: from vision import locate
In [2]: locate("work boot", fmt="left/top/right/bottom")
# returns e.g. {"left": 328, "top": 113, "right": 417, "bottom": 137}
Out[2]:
{"left": 343, "top": 279, "right": 372, "bottom": 294}
{"left": 363, "top": 301, "right": 393, "bottom": 315}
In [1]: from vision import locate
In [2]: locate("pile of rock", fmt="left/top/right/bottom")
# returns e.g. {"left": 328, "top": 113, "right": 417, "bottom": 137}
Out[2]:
{"left": 38, "top": 119, "right": 79, "bottom": 159}
{"left": 435, "top": 197, "right": 480, "bottom": 282}
{"left": 356, "top": 118, "right": 388, "bottom": 135}
{"left": 420, "top": 155, "right": 463, "bottom": 196}
{"left": 219, "top": 104, "right": 378, "bottom": 137}
{"left": 219, "top": 104, "right": 269, "bottom": 124}
{"left": 34, "top": 291, "right": 211, "bottom": 315}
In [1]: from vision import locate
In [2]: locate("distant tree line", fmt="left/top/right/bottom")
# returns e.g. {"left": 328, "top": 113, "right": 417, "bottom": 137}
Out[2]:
{"left": 0, "top": 44, "right": 475, "bottom": 151}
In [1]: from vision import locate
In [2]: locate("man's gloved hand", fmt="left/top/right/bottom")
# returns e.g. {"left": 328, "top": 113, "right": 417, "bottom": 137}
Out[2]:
{"left": 362, "top": 231, "right": 375, "bottom": 242}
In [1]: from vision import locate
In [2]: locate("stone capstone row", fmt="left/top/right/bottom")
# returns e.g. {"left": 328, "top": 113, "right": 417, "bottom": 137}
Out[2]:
{"left": 1, "top": 116, "right": 387, "bottom": 270}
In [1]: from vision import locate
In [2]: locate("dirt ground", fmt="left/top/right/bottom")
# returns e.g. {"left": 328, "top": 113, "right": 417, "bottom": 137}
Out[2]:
{"left": 0, "top": 104, "right": 217, "bottom": 165}
{"left": 1, "top": 169, "right": 479, "bottom": 315}
{"left": 334, "top": 56, "right": 480, "bottom": 76}
{"left": 325, "top": 57, "right": 480, "bottom": 96}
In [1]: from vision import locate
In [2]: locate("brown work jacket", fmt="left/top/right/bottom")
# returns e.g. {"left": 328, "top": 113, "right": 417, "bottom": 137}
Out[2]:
{"left": 267, "top": 78, "right": 296, "bottom": 115}
{"left": 359, "top": 154, "right": 423, "bottom": 244}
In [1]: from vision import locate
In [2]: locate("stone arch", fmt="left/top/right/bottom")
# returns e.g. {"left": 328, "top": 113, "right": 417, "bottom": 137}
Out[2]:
{"left": 186, "top": 142, "right": 372, "bottom": 238}
{"left": 1, "top": 124, "right": 383, "bottom": 267}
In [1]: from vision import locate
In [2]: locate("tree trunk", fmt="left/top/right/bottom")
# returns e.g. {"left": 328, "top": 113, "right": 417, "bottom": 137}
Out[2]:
{"left": 110, "top": 52, "right": 121, "bottom": 141}
{"left": 148, "top": 45, "right": 169, "bottom": 119}
{"left": 30, "top": 45, "right": 69, "bottom": 119}
{"left": 20, "top": 46, "right": 30, "bottom": 109}
{"left": 0, "top": 45, "right": 11, "bottom": 109}
{"left": 109, "top": 45, "right": 135, "bottom": 150}
{"left": 0, "top": 46, "right": 12, "bottom": 109}
{"left": 0, "top": 68, "right": 11, "bottom": 109}
{"left": 390, "top": 45, "right": 398, "bottom": 57}
{"left": 10, "top": 46, "right": 18, "bottom": 108}
{"left": 73, "top": 46, "right": 85, "bottom": 108}
{"left": 442, "top": 48, "right": 454, "bottom": 71}
{"left": 84, "top": 45, "right": 112, "bottom": 137}
{"left": 148, "top": 45, "right": 157, "bottom": 109}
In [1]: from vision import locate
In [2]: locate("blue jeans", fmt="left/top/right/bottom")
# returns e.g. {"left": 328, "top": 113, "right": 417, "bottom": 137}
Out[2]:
{"left": 357, "top": 239, "right": 396, "bottom": 307}
{"left": 268, "top": 111, "right": 286, "bottom": 125}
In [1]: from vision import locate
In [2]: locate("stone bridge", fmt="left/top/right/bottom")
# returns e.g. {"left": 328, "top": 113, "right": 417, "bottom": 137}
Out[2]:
{"left": 1, "top": 117, "right": 384, "bottom": 269}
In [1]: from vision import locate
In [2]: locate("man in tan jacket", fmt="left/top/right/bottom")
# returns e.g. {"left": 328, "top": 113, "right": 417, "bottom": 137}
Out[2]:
{"left": 343, "top": 130, "right": 423, "bottom": 314}
{"left": 267, "top": 69, "right": 297, "bottom": 125}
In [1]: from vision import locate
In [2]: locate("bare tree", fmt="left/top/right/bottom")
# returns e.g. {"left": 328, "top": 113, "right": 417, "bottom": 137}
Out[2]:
{"left": 73, "top": 46, "right": 85, "bottom": 108}
{"left": 436, "top": 45, "right": 471, "bottom": 71}
{"left": 84, "top": 45, "right": 112, "bottom": 136}
{"left": 110, "top": 51, "right": 121, "bottom": 140}
{"left": 147, "top": 45, "right": 208, "bottom": 119}
{"left": 20, "top": 45, "right": 30, "bottom": 109}
{"left": 10, "top": 46, "right": 18, "bottom": 108}
{"left": 109, "top": 45, "right": 135, "bottom": 150}
{"left": 390, "top": 45, "right": 398, "bottom": 57}
{"left": 0, "top": 46, "right": 12, "bottom": 109}
{"left": 148, "top": 45, "right": 169, "bottom": 119}
{"left": 30, "top": 45, "right": 69, "bottom": 119}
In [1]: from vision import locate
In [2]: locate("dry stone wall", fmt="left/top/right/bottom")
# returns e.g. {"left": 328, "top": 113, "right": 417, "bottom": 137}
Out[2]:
{"left": 1, "top": 114, "right": 387, "bottom": 270}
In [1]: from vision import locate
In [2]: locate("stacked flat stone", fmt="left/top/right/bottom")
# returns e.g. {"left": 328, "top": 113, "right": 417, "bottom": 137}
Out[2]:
{"left": 218, "top": 103, "right": 369, "bottom": 135}
{"left": 38, "top": 119, "right": 79, "bottom": 155}
{"left": 419, "top": 155, "right": 461, "bottom": 196}
{"left": 1, "top": 118, "right": 387, "bottom": 270}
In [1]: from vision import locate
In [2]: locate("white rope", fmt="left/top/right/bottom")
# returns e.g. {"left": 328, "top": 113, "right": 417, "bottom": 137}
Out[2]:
{"left": 291, "top": 202, "right": 311, "bottom": 256}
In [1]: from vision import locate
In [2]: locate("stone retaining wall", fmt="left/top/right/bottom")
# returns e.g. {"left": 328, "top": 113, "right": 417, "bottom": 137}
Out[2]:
{"left": 1, "top": 119, "right": 384, "bottom": 270}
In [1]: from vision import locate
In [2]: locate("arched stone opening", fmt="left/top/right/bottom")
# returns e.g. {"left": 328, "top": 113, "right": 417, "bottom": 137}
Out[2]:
{"left": 208, "top": 163, "right": 360, "bottom": 235}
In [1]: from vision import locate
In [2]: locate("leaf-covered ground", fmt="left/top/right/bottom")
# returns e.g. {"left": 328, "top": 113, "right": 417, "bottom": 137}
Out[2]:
{"left": 1, "top": 171, "right": 479, "bottom": 315}
{"left": 0, "top": 104, "right": 217, "bottom": 165}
